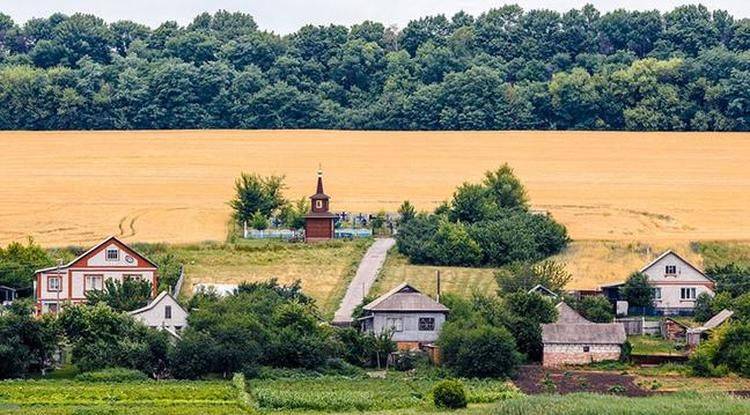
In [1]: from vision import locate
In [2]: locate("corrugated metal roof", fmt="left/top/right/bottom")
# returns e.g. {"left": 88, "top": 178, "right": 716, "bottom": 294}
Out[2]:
{"left": 363, "top": 283, "right": 449, "bottom": 313}
{"left": 542, "top": 323, "right": 627, "bottom": 344}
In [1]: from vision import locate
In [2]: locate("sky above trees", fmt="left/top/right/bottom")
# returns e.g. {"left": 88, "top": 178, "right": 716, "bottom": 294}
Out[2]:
{"left": 3, "top": 1, "right": 750, "bottom": 34}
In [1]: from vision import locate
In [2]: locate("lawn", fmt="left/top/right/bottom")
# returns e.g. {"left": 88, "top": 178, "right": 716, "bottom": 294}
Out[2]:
{"left": 371, "top": 249, "right": 498, "bottom": 299}
{"left": 172, "top": 239, "right": 372, "bottom": 317}
{"left": 629, "top": 336, "right": 687, "bottom": 356}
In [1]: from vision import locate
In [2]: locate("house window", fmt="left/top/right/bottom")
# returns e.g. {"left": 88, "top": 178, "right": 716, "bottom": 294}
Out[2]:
{"left": 47, "top": 276, "right": 62, "bottom": 292}
{"left": 47, "top": 302, "right": 59, "bottom": 314}
{"left": 681, "top": 287, "right": 697, "bottom": 300}
{"left": 165, "top": 305, "right": 172, "bottom": 319}
{"left": 315, "top": 200, "right": 323, "bottom": 209}
{"left": 123, "top": 274, "right": 143, "bottom": 281}
{"left": 106, "top": 248, "right": 119, "bottom": 261}
{"left": 385, "top": 317, "right": 403, "bottom": 332}
{"left": 653, "top": 288, "right": 662, "bottom": 300}
{"left": 665, "top": 265, "right": 677, "bottom": 275}
{"left": 418, "top": 317, "right": 435, "bottom": 331}
{"left": 583, "top": 346, "right": 590, "bottom": 353}
{"left": 85, "top": 275, "right": 103, "bottom": 291}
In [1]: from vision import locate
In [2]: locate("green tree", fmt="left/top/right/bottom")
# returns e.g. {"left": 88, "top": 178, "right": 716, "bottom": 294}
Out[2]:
{"left": 229, "top": 173, "right": 287, "bottom": 224}
{"left": 250, "top": 210, "right": 269, "bottom": 230}
{"left": 694, "top": 292, "right": 714, "bottom": 323}
{"left": 439, "top": 323, "right": 521, "bottom": 378}
{"left": 483, "top": 163, "right": 529, "bottom": 210}
{"left": 495, "top": 260, "right": 572, "bottom": 294}
{"left": 573, "top": 295, "right": 614, "bottom": 323}
{"left": 621, "top": 272, "right": 654, "bottom": 309}
{"left": 85, "top": 277, "right": 153, "bottom": 312}
{"left": 397, "top": 200, "right": 416, "bottom": 224}
{"left": 0, "top": 238, "right": 53, "bottom": 289}
{"left": 0, "top": 301, "right": 60, "bottom": 379}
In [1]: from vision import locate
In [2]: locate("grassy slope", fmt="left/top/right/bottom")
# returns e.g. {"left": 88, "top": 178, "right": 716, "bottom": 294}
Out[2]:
{"left": 629, "top": 336, "right": 685, "bottom": 356}
{"left": 371, "top": 249, "right": 497, "bottom": 298}
{"left": 374, "top": 240, "right": 750, "bottom": 295}
{"left": 174, "top": 239, "right": 372, "bottom": 317}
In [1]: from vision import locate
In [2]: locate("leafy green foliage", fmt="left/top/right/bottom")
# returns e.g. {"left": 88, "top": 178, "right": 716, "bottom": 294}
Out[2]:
{"left": 495, "top": 260, "right": 572, "bottom": 294}
{"left": 432, "top": 379, "right": 467, "bottom": 409}
{"left": 58, "top": 303, "right": 170, "bottom": 375}
{"left": 0, "top": 7, "right": 748, "bottom": 131}
{"left": 694, "top": 292, "right": 714, "bottom": 323}
{"left": 397, "top": 164, "right": 568, "bottom": 267}
{"left": 0, "top": 300, "right": 60, "bottom": 379}
{"left": 85, "top": 277, "right": 152, "bottom": 312}
{"left": 75, "top": 367, "right": 149, "bottom": 382}
{"left": 397, "top": 200, "right": 416, "bottom": 224}
{"left": 569, "top": 295, "right": 614, "bottom": 323}
{"left": 440, "top": 323, "right": 521, "bottom": 378}
{"left": 0, "top": 238, "right": 53, "bottom": 289}
{"left": 229, "top": 173, "right": 286, "bottom": 224}
{"left": 620, "top": 272, "right": 654, "bottom": 308}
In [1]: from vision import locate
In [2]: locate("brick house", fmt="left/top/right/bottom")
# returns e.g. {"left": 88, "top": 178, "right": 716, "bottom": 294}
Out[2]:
{"left": 542, "top": 302, "right": 627, "bottom": 367}
{"left": 34, "top": 236, "right": 158, "bottom": 314}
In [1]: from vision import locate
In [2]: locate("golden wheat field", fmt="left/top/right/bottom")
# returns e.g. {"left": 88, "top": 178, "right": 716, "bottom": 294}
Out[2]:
{"left": 1, "top": 129, "right": 750, "bottom": 248}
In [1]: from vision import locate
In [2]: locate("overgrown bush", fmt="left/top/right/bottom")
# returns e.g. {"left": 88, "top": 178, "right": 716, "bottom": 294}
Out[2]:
{"left": 397, "top": 164, "right": 568, "bottom": 267}
{"left": 75, "top": 367, "right": 149, "bottom": 382}
{"left": 432, "top": 379, "right": 467, "bottom": 409}
{"left": 440, "top": 323, "right": 521, "bottom": 378}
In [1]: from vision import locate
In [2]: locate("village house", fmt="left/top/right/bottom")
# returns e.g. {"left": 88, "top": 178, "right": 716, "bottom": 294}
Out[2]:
{"left": 304, "top": 168, "right": 337, "bottom": 242}
{"left": 600, "top": 250, "right": 715, "bottom": 315}
{"left": 542, "top": 302, "right": 627, "bottom": 367}
{"left": 129, "top": 291, "right": 189, "bottom": 339}
{"left": 34, "top": 236, "right": 158, "bottom": 314}
{"left": 359, "top": 283, "right": 449, "bottom": 350}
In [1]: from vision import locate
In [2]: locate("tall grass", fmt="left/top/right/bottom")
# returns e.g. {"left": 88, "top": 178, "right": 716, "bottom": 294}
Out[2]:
{"left": 493, "top": 393, "right": 750, "bottom": 415}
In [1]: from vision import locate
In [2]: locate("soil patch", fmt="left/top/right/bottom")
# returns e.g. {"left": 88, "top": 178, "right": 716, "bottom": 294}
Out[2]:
{"left": 513, "top": 365, "right": 650, "bottom": 397}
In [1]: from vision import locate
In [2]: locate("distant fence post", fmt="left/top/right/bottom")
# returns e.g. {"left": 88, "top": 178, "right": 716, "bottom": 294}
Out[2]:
{"left": 172, "top": 265, "right": 185, "bottom": 298}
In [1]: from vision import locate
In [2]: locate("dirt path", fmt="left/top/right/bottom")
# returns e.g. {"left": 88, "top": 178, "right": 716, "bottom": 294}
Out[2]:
{"left": 332, "top": 238, "right": 396, "bottom": 325}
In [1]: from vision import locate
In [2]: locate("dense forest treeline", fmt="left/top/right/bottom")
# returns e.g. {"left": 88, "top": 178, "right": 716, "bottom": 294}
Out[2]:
{"left": 0, "top": 4, "right": 749, "bottom": 131}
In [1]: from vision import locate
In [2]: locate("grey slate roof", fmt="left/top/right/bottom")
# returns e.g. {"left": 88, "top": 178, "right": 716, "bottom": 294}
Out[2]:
{"left": 363, "top": 283, "right": 449, "bottom": 313}
{"left": 555, "top": 302, "right": 591, "bottom": 324}
{"left": 689, "top": 309, "right": 734, "bottom": 334}
{"left": 542, "top": 323, "right": 627, "bottom": 345}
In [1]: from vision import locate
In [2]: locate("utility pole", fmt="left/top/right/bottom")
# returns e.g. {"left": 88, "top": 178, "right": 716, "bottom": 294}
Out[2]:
{"left": 436, "top": 270, "right": 441, "bottom": 303}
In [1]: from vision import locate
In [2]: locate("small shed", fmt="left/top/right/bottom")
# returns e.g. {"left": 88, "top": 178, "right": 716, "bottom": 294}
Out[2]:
{"left": 359, "top": 283, "right": 449, "bottom": 350}
{"left": 129, "top": 291, "right": 189, "bottom": 339}
{"left": 0, "top": 285, "right": 17, "bottom": 305}
{"left": 662, "top": 317, "right": 689, "bottom": 341}
{"left": 542, "top": 302, "right": 626, "bottom": 367}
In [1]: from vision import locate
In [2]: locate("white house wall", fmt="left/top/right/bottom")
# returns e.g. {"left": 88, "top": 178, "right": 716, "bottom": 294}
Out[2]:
{"left": 370, "top": 312, "right": 446, "bottom": 343}
{"left": 87, "top": 244, "right": 142, "bottom": 267}
{"left": 642, "top": 252, "right": 714, "bottom": 311}
{"left": 130, "top": 295, "right": 188, "bottom": 333}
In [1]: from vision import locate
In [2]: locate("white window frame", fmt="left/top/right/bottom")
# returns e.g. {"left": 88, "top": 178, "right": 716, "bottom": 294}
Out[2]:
{"left": 315, "top": 200, "right": 323, "bottom": 209}
{"left": 106, "top": 248, "right": 119, "bottom": 261}
{"left": 84, "top": 274, "right": 103, "bottom": 292}
{"left": 165, "top": 305, "right": 172, "bottom": 319}
{"left": 680, "top": 287, "right": 696, "bottom": 300}
{"left": 385, "top": 317, "right": 403, "bottom": 332}
{"left": 47, "top": 276, "right": 62, "bottom": 292}
{"left": 418, "top": 317, "right": 435, "bottom": 331}
{"left": 665, "top": 265, "right": 677, "bottom": 275}
{"left": 653, "top": 287, "right": 662, "bottom": 300}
